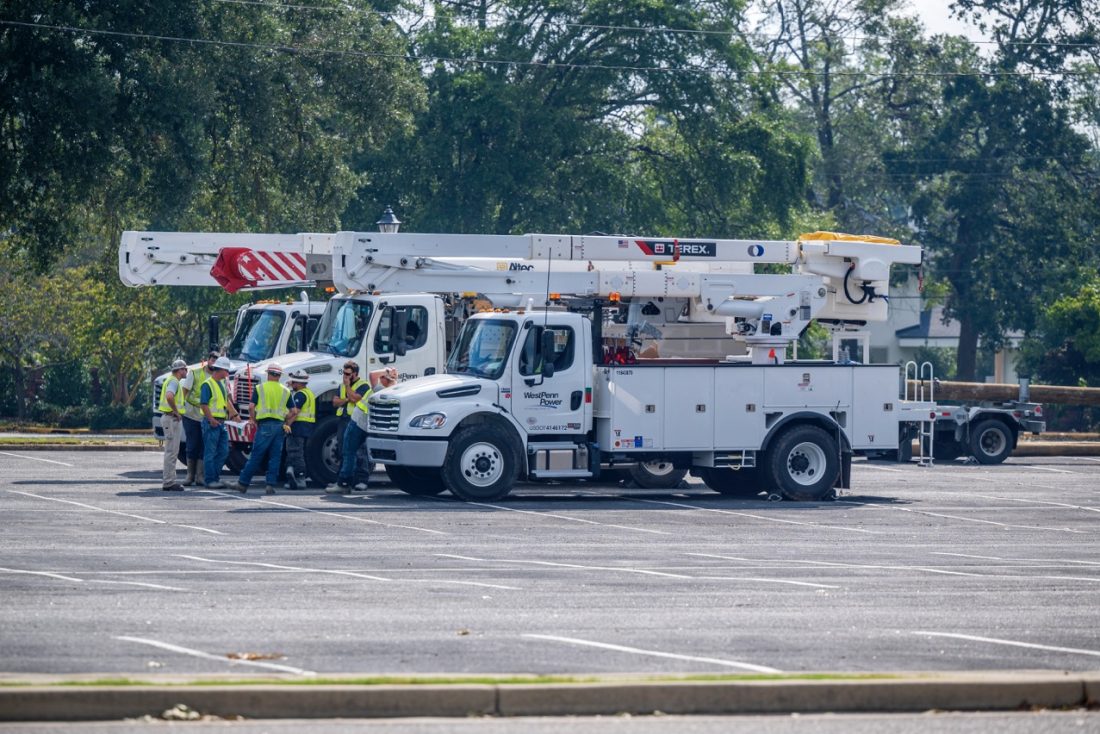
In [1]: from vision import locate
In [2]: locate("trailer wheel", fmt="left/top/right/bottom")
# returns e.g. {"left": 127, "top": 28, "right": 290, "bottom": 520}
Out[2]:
{"left": 969, "top": 419, "right": 1013, "bottom": 465}
{"left": 304, "top": 415, "right": 343, "bottom": 485}
{"left": 765, "top": 425, "right": 840, "bottom": 501}
{"left": 696, "top": 467, "right": 764, "bottom": 497}
{"left": 385, "top": 465, "right": 447, "bottom": 496}
{"left": 225, "top": 448, "right": 247, "bottom": 475}
{"left": 441, "top": 424, "right": 520, "bottom": 502}
{"left": 628, "top": 460, "right": 687, "bottom": 489}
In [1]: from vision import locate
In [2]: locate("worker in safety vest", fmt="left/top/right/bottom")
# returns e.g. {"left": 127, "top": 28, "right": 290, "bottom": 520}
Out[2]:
{"left": 158, "top": 359, "right": 189, "bottom": 491}
{"left": 199, "top": 356, "right": 240, "bottom": 489}
{"left": 178, "top": 351, "right": 219, "bottom": 486}
{"left": 283, "top": 370, "right": 314, "bottom": 490}
{"left": 235, "top": 364, "right": 290, "bottom": 495}
{"left": 326, "top": 366, "right": 396, "bottom": 494}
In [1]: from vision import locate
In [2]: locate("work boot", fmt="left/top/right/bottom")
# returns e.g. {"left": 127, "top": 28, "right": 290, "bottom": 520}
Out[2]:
{"left": 324, "top": 482, "right": 350, "bottom": 495}
{"left": 353, "top": 482, "right": 369, "bottom": 492}
{"left": 206, "top": 480, "right": 226, "bottom": 489}
{"left": 234, "top": 482, "right": 248, "bottom": 494}
{"left": 264, "top": 485, "right": 276, "bottom": 495}
{"left": 183, "top": 459, "right": 197, "bottom": 487}
{"left": 286, "top": 468, "right": 299, "bottom": 490}
{"left": 162, "top": 483, "right": 184, "bottom": 492}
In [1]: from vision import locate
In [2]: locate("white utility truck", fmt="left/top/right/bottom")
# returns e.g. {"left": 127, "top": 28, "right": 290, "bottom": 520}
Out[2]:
{"left": 324, "top": 230, "right": 936, "bottom": 501}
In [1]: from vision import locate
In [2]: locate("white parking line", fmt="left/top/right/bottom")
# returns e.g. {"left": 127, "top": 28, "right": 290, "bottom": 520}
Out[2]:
{"left": 5, "top": 490, "right": 223, "bottom": 535}
{"left": 115, "top": 636, "right": 316, "bottom": 675}
{"left": 435, "top": 554, "right": 836, "bottom": 589}
{"left": 931, "top": 552, "right": 1100, "bottom": 567}
{"left": 836, "top": 499, "right": 1087, "bottom": 534}
{"left": 609, "top": 496, "right": 879, "bottom": 534}
{"left": 912, "top": 631, "right": 1100, "bottom": 659}
{"left": 1018, "top": 466, "right": 1078, "bottom": 474}
{"left": 0, "top": 567, "right": 188, "bottom": 592}
{"left": 0, "top": 451, "right": 74, "bottom": 466}
{"left": 178, "top": 555, "right": 521, "bottom": 591}
{"left": 463, "top": 501, "right": 672, "bottom": 535}
{"left": 856, "top": 464, "right": 906, "bottom": 473}
{"left": 687, "top": 553, "right": 985, "bottom": 578}
{"left": 202, "top": 490, "right": 447, "bottom": 536}
{"left": 971, "top": 494, "right": 1100, "bottom": 513}
{"left": 523, "top": 634, "right": 781, "bottom": 673}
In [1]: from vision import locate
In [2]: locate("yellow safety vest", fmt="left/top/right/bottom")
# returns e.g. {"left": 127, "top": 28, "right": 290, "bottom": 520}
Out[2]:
{"left": 337, "top": 378, "right": 369, "bottom": 416}
{"left": 205, "top": 379, "right": 229, "bottom": 419}
{"left": 254, "top": 380, "right": 290, "bottom": 421}
{"left": 293, "top": 387, "right": 316, "bottom": 424}
{"left": 158, "top": 376, "right": 179, "bottom": 414}
{"left": 185, "top": 366, "right": 209, "bottom": 407}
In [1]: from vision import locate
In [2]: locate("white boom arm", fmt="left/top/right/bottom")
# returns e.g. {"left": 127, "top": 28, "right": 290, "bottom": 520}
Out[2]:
{"left": 119, "top": 231, "right": 335, "bottom": 292}
{"left": 332, "top": 231, "right": 922, "bottom": 346}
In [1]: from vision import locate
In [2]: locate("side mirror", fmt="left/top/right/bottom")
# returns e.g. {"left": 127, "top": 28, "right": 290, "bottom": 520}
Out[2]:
{"left": 304, "top": 317, "right": 318, "bottom": 350}
{"left": 392, "top": 309, "right": 409, "bottom": 357}
{"left": 208, "top": 315, "right": 220, "bottom": 353}
{"left": 540, "top": 330, "right": 556, "bottom": 378}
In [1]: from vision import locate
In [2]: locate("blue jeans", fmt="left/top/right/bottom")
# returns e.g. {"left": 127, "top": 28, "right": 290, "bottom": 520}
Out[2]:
{"left": 182, "top": 416, "right": 204, "bottom": 461}
{"left": 338, "top": 420, "right": 368, "bottom": 485}
{"left": 202, "top": 418, "right": 229, "bottom": 485}
{"left": 239, "top": 421, "right": 284, "bottom": 487}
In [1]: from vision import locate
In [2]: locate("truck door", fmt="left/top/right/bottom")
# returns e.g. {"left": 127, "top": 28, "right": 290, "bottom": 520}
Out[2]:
{"left": 510, "top": 322, "right": 586, "bottom": 435}
{"left": 370, "top": 302, "right": 435, "bottom": 381}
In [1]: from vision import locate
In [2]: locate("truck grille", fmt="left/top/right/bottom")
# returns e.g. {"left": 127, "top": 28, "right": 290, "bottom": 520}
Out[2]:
{"left": 234, "top": 374, "right": 257, "bottom": 419}
{"left": 369, "top": 399, "right": 400, "bottom": 432}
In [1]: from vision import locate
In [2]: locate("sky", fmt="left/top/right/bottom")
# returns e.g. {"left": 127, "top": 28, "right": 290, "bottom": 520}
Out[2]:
{"left": 906, "top": 0, "right": 988, "bottom": 42}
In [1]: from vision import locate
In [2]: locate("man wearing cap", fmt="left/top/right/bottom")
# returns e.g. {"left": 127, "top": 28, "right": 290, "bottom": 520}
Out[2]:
{"left": 283, "top": 370, "right": 314, "bottom": 490}
{"left": 158, "top": 359, "right": 189, "bottom": 491}
{"left": 200, "top": 356, "right": 240, "bottom": 489}
{"left": 326, "top": 366, "right": 396, "bottom": 494}
{"left": 178, "top": 351, "right": 219, "bottom": 486}
{"left": 235, "top": 364, "right": 290, "bottom": 495}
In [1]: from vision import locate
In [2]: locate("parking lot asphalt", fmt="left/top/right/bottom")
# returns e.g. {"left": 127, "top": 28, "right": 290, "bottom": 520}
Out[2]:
{"left": 1, "top": 451, "right": 1099, "bottom": 678}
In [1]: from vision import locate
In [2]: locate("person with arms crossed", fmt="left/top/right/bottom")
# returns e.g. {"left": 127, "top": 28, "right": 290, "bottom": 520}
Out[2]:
{"left": 158, "top": 359, "right": 188, "bottom": 491}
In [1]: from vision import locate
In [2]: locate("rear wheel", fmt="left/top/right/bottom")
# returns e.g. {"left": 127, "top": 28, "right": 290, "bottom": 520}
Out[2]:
{"left": 385, "top": 465, "right": 447, "bottom": 496}
{"left": 764, "top": 425, "right": 840, "bottom": 502}
{"left": 441, "top": 424, "right": 520, "bottom": 502}
{"left": 695, "top": 466, "right": 764, "bottom": 497}
{"left": 225, "top": 448, "right": 247, "bottom": 475}
{"left": 628, "top": 460, "right": 687, "bottom": 489}
{"left": 969, "top": 419, "right": 1013, "bottom": 465}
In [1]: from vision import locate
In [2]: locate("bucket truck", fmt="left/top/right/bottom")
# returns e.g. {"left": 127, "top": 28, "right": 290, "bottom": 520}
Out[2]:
{"left": 324, "top": 230, "right": 937, "bottom": 502}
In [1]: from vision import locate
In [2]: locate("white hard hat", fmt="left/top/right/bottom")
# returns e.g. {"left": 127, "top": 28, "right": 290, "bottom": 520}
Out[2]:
{"left": 266, "top": 363, "right": 283, "bottom": 375}
{"left": 288, "top": 370, "right": 309, "bottom": 382}
{"left": 170, "top": 359, "right": 187, "bottom": 370}
{"left": 213, "top": 356, "right": 232, "bottom": 371}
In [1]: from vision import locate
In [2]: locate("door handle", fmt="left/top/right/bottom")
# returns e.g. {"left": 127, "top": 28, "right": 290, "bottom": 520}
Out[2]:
{"left": 570, "top": 391, "right": 582, "bottom": 410}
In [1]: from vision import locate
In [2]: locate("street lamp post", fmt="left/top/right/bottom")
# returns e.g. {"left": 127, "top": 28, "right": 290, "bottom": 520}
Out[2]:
{"left": 376, "top": 206, "right": 402, "bottom": 234}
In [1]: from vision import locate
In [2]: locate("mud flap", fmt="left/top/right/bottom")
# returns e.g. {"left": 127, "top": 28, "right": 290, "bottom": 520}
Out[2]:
{"left": 835, "top": 451, "right": 852, "bottom": 490}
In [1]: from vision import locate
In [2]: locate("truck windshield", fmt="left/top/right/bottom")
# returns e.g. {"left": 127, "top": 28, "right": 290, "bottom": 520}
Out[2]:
{"left": 227, "top": 310, "right": 286, "bottom": 362}
{"left": 447, "top": 319, "right": 517, "bottom": 380}
{"left": 310, "top": 299, "right": 373, "bottom": 358}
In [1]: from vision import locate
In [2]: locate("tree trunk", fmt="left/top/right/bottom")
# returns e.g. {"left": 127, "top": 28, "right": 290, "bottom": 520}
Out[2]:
{"left": 955, "top": 313, "right": 979, "bottom": 381}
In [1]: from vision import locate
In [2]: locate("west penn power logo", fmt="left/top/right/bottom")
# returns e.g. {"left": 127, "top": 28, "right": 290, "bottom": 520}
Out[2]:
{"left": 633, "top": 240, "right": 716, "bottom": 257}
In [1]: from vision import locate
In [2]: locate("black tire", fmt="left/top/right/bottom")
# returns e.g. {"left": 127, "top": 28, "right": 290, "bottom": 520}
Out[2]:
{"left": 969, "top": 419, "right": 1013, "bottom": 465}
{"left": 225, "top": 447, "right": 247, "bottom": 475}
{"left": 764, "top": 424, "right": 840, "bottom": 502}
{"left": 441, "top": 424, "right": 520, "bottom": 502}
{"left": 628, "top": 460, "right": 688, "bottom": 489}
{"left": 305, "top": 414, "right": 343, "bottom": 486}
{"left": 385, "top": 465, "right": 448, "bottom": 496}
{"left": 695, "top": 466, "right": 765, "bottom": 497}
{"left": 931, "top": 435, "right": 963, "bottom": 462}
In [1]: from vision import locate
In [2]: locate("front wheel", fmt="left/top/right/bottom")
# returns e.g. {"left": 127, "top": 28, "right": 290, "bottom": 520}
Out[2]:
{"left": 225, "top": 447, "right": 247, "bottom": 475}
{"left": 969, "top": 419, "right": 1013, "bottom": 465}
{"left": 385, "top": 465, "right": 447, "bottom": 496}
{"left": 628, "top": 460, "right": 687, "bottom": 489}
{"left": 305, "top": 415, "right": 343, "bottom": 485}
{"left": 764, "top": 425, "right": 840, "bottom": 502}
{"left": 441, "top": 425, "right": 520, "bottom": 502}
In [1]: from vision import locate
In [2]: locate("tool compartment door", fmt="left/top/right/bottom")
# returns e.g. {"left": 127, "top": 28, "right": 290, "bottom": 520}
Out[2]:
{"left": 663, "top": 367, "right": 715, "bottom": 449}
{"left": 713, "top": 367, "right": 767, "bottom": 449}
{"left": 598, "top": 367, "right": 665, "bottom": 451}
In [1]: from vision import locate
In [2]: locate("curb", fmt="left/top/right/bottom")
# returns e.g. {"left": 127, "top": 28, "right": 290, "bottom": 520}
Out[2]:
{"left": 2, "top": 673, "right": 1098, "bottom": 721}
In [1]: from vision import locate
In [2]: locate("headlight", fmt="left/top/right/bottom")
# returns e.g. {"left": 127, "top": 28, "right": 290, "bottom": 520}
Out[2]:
{"left": 408, "top": 412, "right": 447, "bottom": 429}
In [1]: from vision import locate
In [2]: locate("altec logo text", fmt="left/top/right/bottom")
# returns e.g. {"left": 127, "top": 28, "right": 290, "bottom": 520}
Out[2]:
{"left": 634, "top": 240, "right": 717, "bottom": 257}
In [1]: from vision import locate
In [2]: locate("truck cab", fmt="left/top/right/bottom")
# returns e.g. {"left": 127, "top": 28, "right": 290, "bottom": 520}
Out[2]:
{"left": 232, "top": 292, "right": 448, "bottom": 484}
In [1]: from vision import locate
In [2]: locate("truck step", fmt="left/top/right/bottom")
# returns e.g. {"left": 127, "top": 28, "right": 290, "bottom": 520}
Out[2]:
{"left": 529, "top": 469, "right": 594, "bottom": 480}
